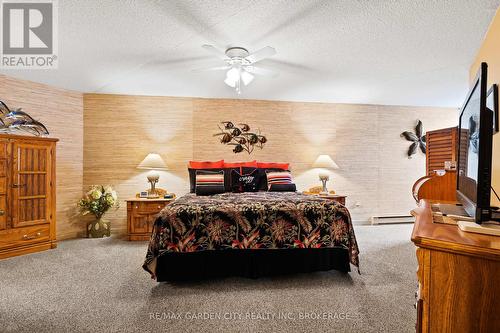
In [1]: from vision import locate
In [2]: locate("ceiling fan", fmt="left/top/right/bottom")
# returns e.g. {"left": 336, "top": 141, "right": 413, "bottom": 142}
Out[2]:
{"left": 195, "top": 44, "right": 278, "bottom": 94}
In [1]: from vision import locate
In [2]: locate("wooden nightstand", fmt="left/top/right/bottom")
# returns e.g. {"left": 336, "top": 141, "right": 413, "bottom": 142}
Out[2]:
{"left": 318, "top": 194, "right": 346, "bottom": 205}
{"left": 126, "top": 198, "right": 175, "bottom": 241}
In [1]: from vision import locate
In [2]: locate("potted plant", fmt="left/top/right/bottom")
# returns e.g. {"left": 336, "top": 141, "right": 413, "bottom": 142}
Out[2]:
{"left": 78, "top": 185, "right": 118, "bottom": 238}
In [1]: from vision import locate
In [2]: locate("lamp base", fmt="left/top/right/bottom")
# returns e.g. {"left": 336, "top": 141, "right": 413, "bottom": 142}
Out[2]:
{"left": 319, "top": 176, "right": 329, "bottom": 195}
{"left": 147, "top": 173, "right": 160, "bottom": 199}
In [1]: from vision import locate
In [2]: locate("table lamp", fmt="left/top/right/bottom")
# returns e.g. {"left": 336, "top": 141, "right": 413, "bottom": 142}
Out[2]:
{"left": 137, "top": 153, "right": 168, "bottom": 198}
{"left": 312, "top": 154, "right": 339, "bottom": 195}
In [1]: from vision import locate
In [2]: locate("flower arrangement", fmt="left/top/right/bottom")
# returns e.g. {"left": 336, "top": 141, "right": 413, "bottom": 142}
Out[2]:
{"left": 78, "top": 185, "right": 119, "bottom": 220}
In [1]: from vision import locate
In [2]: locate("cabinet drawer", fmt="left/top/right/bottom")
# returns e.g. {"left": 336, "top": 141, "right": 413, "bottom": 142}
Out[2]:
{"left": 131, "top": 201, "right": 169, "bottom": 213}
{"left": 0, "top": 224, "right": 50, "bottom": 250}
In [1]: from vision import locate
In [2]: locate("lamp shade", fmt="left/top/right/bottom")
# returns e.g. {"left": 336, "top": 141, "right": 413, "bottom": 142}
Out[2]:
{"left": 137, "top": 153, "right": 168, "bottom": 170}
{"left": 312, "top": 154, "right": 339, "bottom": 169}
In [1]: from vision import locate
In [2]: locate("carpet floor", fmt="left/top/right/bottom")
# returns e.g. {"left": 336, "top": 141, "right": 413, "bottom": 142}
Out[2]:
{"left": 0, "top": 224, "right": 416, "bottom": 333}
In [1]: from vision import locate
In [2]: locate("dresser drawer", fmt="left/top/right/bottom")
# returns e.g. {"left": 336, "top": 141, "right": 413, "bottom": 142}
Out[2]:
{"left": 131, "top": 201, "right": 169, "bottom": 213}
{"left": 0, "top": 224, "right": 50, "bottom": 249}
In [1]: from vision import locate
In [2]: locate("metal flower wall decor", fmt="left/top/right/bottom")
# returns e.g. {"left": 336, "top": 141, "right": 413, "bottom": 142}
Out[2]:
{"left": 400, "top": 120, "right": 426, "bottom": 159}
{"left": 0, "top": 100, "right": 49, "bottom": 136}
{"left": 214, "top": 121, "right": 267, "bottom": 154}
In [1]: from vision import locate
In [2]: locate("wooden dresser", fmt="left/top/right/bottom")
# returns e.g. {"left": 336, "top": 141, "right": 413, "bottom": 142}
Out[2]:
{"left": 411, "top": 200, "right": 500, "bottom": 333}
{"left": 0, "top": 134, "right": 58, "bottom": 259}
{"left": 126, "top": 198, "right": 174, "bottom": 241}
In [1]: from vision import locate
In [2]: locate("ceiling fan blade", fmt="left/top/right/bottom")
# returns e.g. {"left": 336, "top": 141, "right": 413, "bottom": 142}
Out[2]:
{"left": 201, "top": 44, "right": 229, "bottom": 60}
{"left": 244, "top": 66, "right": 278, "bottom": 77}
{"left": 191, "top": 66, "right": 231, "bottom": 73}
{"left": 245, "top": 46, "right": 276, "bottom": 64}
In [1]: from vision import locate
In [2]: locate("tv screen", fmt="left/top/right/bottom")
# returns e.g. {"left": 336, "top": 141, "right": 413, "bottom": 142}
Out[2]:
{"left": 458, "top": 84, "right": 481, "bottom": 204}
{"left": 487, "top": 84, "right": 498, "bottom": 134}
{"left": 457, "top": 62, "right": 492, "bottom": 223}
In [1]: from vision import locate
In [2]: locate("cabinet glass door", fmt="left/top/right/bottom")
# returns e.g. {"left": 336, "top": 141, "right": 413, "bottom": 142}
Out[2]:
{"left": 11, "top": 142, "right": 52, "bottom": 228}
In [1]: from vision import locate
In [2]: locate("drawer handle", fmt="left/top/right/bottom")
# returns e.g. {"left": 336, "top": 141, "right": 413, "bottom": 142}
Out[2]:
{"left": 0, "top": 209, "right": 4, "bottom": 216}
{"left": 158, "top": 205, "right": 161, "bottom": 209}
{"left": 23, "top": 232, "right": 41, "bottom": 240}
{"left": 12, "top": 183, "right": 26, "bottom": 188}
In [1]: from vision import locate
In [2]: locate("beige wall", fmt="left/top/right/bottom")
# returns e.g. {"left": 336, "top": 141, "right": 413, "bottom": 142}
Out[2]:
{"left": 0, "top": 75, "right": 84, "bottom": 239}
{"left": 0, "top": 75, "right": 457, "bottom": 238}
{"left": 83, "top": 94, "right": 193, "bottom": 235}
{"left": 470, "top": 7, "right": 500, "bottom": 207}
{"left": 84, "top": 94, "right": 456, "bottom": 233}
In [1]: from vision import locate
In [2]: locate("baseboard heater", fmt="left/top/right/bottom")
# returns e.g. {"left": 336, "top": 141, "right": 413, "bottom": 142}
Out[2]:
{"left": 370, "top": 215, "right": 414, "bottom": 225}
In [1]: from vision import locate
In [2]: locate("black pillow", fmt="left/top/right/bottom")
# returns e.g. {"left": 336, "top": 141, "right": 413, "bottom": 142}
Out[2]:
{"left": 268, "top": 183, "right": 297, "bottom": 192}
{"left": 255, "top": 168, "right": 291, "bottom": 190}
{"left": 195, "top": 170, "right": 225, "bottom": 196}
{"left": 189, "top": 168, "right": 232, "bottom": 193}
{"left": 231, "top": 168, "right": 259, "bottom": 192}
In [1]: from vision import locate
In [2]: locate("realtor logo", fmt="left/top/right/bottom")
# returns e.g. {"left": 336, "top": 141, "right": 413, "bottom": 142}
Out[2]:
{"left": 1, "top": 0, "right": 58, "bottom": 68}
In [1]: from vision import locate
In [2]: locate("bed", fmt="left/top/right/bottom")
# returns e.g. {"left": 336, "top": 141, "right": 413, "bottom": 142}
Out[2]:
{"left": 143, "top": 191, "right": 359, "bottom": 281}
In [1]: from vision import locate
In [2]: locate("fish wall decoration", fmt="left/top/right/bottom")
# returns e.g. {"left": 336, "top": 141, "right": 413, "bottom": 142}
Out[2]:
{"left": 0, "top": 100, "right": 49, "bottom": 136}
{"left": 214, "top": 121, "right": 267, "bottom": 154}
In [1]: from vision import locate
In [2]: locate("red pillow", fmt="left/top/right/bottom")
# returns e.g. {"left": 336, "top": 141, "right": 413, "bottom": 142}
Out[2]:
{"left": 257, "top": 162, "right": 290, "bottom": 170}
{"left": 189, "top": 160, "right": 224, "bottom": 169}
{"left": 223, "top": 160, "right": 258, "bottom": 168}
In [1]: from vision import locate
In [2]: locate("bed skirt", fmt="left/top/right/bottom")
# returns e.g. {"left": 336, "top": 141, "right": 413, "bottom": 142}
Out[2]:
{"left": 155, "top": 247, "right": 351, "bottom": 282}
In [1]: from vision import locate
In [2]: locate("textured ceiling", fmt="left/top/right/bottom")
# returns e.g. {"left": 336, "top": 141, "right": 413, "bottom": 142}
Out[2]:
{"left": 1, "top": 0, "right": 499, "bottom": 107}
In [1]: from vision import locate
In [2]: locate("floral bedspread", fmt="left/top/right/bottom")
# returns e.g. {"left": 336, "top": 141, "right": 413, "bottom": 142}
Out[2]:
{"left": 143, "top": 192, "right": 359, "bottom": 277}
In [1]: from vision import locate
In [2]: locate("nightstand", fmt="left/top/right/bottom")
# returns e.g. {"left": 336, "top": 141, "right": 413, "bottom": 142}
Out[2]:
{"left": 318, "top": 194, "right": 346, "bottom": 205}
{"left": 126, "top": 198, "right": 175, "bottom": 241}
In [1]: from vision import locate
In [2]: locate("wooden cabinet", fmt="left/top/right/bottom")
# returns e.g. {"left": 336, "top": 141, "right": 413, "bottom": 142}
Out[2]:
{"left": 127, "top": 198, "right": 174, "bottom": 241}
{"left": 311, "top": 194, "right": 346, "bottom": 205}
{"left": 0, "top": 134, "right": 57, "bottom": 259}
{"left": 411, "top": 200, "right": 500, "bottom": 332}
{"left": 323, "top": 195, "right": 346, "bottom": 205}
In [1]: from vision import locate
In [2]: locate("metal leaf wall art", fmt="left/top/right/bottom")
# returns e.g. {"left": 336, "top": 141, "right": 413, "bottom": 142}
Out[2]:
{"left": 214, "top": 121, "right": 267, "bottom": 154}
{"left": 401, "top": 120, "right": 426, "bottom": 159}
{"left": 0, "top": 100, "right": 49, "bottom": 136}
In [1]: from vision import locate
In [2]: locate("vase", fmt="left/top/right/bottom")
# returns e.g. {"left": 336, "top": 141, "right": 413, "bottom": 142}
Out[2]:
{"left": 87, "top": 217, "right": 111, "bottom": 238}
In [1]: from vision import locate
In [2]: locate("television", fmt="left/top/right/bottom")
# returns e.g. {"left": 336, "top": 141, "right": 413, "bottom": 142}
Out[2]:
{"left": 487, "top": 84, "right": 498, "bottom": 134}
{"left": 456, "top": 62, "right": 493, "bottom": 224}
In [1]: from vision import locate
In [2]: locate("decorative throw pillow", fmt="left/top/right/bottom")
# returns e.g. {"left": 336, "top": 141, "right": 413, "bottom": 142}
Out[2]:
{"left": 231, "top": 169, "right": 259, "bottom": 193}
{"left": 189, "top": 168, "right": 232, "bottom": 193}
{"left": 223, "top": 160, "right": 258, "bottom": 168}
{"left": 266, "top": 170, "right": 294, "bottom": 190}
{"left": 257, "top": 162, "right": 290, "bottom": 170}
{"left": 189, "top": 160, "right": 224, "bottom": 169}
{"left": 268, "top": 183, "right": 297, "bottom": 192}
{"left": 195, "top": 170, "right": 225, "bottom": 196}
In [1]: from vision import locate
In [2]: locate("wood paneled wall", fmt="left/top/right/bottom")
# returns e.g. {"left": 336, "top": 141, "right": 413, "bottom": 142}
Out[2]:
{"left": 84, "top": 94, "right": 457, "bottom": 234}
{"left": 83, "top": 94, "right": 193, "bottom": 235}
{"left": 0, "top": 75, "right": 84, "bottom": 239}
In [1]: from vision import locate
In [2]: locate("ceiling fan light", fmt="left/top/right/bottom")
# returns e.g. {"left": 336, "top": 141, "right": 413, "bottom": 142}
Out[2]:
{"left": 226, "top": 67, "right": 240, "bottom": 82}
{"left": 241, "top": 71, "right": 254, "bottom": 86}
{"left": 224, "top": 77, "right": 236, "bottom": 87}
